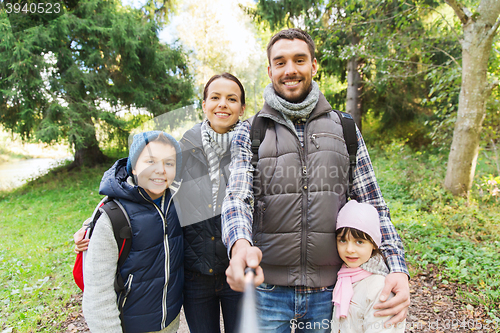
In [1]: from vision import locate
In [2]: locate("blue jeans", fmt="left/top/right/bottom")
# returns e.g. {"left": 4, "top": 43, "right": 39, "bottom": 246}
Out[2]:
{"left": 183, "top": 269, "right": 242, "bottom": 333}
{"left": 256, "top": 283, "right": 334, "bottom": 333}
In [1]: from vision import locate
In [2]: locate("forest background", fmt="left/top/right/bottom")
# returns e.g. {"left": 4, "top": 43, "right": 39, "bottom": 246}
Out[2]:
{"left": 0, "top": 0, "right": 499, "bottom": 332}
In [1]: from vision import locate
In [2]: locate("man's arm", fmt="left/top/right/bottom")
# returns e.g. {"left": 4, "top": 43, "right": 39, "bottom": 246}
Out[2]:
{"left": 222, "top": 121, "right": 264, "bottom": 291}
{"left": 351, "top": 127, "right": 408, "bottom": 275}
{"left": 351, "top": 126, "right": 410, "bottom": 325}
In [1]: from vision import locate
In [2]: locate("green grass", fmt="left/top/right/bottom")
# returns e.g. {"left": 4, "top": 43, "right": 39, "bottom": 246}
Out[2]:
{"left": 0, "top": 142, "right": 499, "bottom": 331}
{"left": 0, "top": 164, "right": 109, "bottom": 332}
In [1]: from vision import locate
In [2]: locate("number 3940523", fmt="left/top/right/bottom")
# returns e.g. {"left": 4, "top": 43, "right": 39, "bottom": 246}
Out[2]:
{"left": 5, "top": 2, "right": 61, "bottom": 14}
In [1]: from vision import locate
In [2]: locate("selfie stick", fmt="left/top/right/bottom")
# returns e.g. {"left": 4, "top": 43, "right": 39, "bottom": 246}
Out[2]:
{"left": 237, "top": 267, "right": 260, "bottom": 333}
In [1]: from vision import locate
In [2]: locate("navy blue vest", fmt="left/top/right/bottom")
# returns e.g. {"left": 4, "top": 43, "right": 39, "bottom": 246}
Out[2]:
{"left": 118, "top": 189, "right": 184, "bottom": 332}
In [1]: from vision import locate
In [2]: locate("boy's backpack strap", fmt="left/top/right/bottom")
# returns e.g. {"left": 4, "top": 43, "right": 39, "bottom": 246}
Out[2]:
{"left": 98, "top": 198, "right": 132, "bottom": 295}
{"left": 100, "top": 199, "right": 132, "bottom": 268}
{"left": 332, "top": 110, "right": 358, "bottom": 199}
{"left": 249, "top": 113, "right": 271, "bottom": 169}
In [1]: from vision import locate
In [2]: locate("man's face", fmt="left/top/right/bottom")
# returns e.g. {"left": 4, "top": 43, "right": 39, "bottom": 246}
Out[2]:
{"left": 267, "top": 38, "right": 318, "bottom": 103}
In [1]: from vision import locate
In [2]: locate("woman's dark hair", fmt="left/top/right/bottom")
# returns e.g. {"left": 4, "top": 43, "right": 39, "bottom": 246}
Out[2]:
{"left": 203, "top": 72, "right": 246, "bottom": 106}
{"left": 336, "top": 227, "right": 382, "bottom": 257}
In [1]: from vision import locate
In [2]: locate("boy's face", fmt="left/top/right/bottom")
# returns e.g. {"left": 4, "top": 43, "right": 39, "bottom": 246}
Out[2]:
{"left": 132, "top": 141, "right": 176, "bottom": 200}
{"left": 336, "top": 232, "right": 376, "bottom": 268}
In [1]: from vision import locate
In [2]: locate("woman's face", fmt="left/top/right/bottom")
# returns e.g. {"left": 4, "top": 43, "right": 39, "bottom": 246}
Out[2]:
{"left": 202, "top": 78, "right": 245, "bottom": 134}
{"left": 132, "top": 141, "right": 176, "bottom": 200}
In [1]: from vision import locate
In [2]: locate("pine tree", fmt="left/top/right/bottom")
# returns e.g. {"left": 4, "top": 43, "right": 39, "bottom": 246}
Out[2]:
{"left": 0, "top": 0, "right": 193, "bottom": 167}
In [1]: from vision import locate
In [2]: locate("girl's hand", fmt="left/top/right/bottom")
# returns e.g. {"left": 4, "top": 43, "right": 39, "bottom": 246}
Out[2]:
{"left": 74, "top": 226, "right": 90, "bottom": 253}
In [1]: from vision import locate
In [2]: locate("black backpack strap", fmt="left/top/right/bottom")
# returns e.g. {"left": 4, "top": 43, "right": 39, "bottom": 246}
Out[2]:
{"left": 99, "top": 199, "right": 132, "bottom": 294}
{"left": 333, "top": 110, "right": 358, "bottom": 199}
{"left": 249, "top": 113, "right": 270, "bottom": 169}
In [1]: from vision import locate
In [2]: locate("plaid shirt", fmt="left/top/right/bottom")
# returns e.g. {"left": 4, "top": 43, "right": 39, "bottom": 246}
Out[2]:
{"left": 221, "top": 117, "right": 409, "bottom": 280}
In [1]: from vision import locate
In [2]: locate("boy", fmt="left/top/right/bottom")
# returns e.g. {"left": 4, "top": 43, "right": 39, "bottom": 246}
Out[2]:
{"left": 82, "top": 131, "right": 183, "bottom": 333}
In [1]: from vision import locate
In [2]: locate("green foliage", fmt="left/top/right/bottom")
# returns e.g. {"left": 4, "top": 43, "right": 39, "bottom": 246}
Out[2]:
{"left": 137, "top": 0, "right": 179, "bottom": 27}
{"left": 476, "top": 174, "right": 500, "bottom": 203}
{"left": 0, "top": 0, "right": 193, "bottom": 160}
{"left": 369, "top": 143, "right": 500, "bottom": 319}
{"left": 246, "top": 0, "right": 319, "bottom": 30}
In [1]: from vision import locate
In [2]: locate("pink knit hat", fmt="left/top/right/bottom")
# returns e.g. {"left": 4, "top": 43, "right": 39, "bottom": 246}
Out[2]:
{"left": 336, "top": 200, "right": 382, "bottom": 247}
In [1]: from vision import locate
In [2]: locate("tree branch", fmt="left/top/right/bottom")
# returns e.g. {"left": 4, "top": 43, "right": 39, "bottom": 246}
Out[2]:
{"left": 445, "top": 0, "right": 469, "bottom": 25}
{"left": 489, "top": 17, "right": 500, "bottom": 38}
{"left": 476, "top": 0, "right": 500, "bottom": 39}
{"left": 487, "top": 79, "right": 499, "bottom": 95}
{"left": 429, "top": 44, "right": 461, "bottom": 68}
{"left": 409, "top": 2, "right": 463, "bottom": 44}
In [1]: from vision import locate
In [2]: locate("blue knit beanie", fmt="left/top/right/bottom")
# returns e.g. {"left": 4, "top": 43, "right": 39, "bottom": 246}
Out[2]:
{"left": 126, "top": 131, "right": 182, "bottom": 180}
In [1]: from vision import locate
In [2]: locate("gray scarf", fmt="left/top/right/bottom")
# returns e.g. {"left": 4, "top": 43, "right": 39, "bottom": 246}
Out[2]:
{"left": 201, "top": 119, "right": 238, "bottom": 209}
{"left": 360, "top": 254, "right": 390, "bottom": 276}
{"left": 263, "top": 81, "right": 320, "bottom": 120}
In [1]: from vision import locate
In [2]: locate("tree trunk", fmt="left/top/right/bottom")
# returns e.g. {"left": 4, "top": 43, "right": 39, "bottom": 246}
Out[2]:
{"left": 444, "top": 1, "right": 500, "bottom": 196}
{"left": 346, "top": 34, "right": 363, "bottom": 131}
{"left": 346, "top": 56, "right": 363, "bottom": 131}
{"left": 68, "top": 127, "right": 108, "bottom": 170}
{"left": 70, "top": 142, "right": 108, "bottom": 170}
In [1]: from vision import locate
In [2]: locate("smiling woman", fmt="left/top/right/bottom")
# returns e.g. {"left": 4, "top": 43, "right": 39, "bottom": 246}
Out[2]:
{"left": 176, "top": 73, "right": 246, "bottom": 333}
{"left": 202, "top": 76, "right": 246, "bottom": 134}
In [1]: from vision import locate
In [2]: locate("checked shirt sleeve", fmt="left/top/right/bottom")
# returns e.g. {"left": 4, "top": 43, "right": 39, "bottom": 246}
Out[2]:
{"left": 351, "top": 126, "right": 409, "bottom": 277}
{"left": 222, "top": 120, "right": 254, "bottom": 257}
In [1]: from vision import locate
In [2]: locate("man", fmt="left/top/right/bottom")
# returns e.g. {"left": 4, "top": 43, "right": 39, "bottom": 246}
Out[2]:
{"left": 222, "top": 28, "right": 410, "bottom": 332}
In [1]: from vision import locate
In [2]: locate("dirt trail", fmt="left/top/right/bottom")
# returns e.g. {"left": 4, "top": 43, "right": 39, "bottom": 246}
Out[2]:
{"left": 60, "top": 265, "right": 495, "bottom": 333}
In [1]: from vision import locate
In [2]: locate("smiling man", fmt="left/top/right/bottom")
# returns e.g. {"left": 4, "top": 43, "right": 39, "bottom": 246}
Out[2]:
{"left": 222, "top": 28, "right": 410, "bottom": 333}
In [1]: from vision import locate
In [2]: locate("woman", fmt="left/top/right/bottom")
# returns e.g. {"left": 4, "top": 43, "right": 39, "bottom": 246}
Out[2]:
{"left": 177, "top": 73, "right": 245, "bottom": 333}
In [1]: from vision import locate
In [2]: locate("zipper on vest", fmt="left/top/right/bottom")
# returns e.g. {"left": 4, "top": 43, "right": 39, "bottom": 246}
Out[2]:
{"left": 139, "top": 190, "right": 173, "bottom": 329}
{"left": 161, "top": 193, "right": 178, "bottom": 329}
{"left": 118, "top": 274, "right": 134, "bottom": 310}
{"left": 279, "top": 120, "right": 308, "bottom": 285}
{"left": 310, "top": 133, "right": 344, "bottom": 149}
{"left": 301, "top": 125, "right": 310, "bottom": 286}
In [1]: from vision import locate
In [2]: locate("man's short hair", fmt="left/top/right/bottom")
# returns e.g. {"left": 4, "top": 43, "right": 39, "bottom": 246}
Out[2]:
{"left": 267, "top": 28, "right": 316, "bottom": 64}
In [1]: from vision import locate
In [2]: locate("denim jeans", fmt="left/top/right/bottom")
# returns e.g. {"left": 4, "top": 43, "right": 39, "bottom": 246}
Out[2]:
{"left": 256, "top": 283, "right": 334, "bottom": 333}
{"left": 183, "top": 269, "right": 242, "bottom": 333}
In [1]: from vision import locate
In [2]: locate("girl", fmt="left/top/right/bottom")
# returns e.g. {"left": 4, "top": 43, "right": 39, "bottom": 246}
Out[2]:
{"left": 177, "top": 73, "right": 245, "bottom": 333}
{"left": 82, "top": 131, "right": 184, "bottom": 333}
{"left": 332, "top": 200, "right": 405, "bottom": 333}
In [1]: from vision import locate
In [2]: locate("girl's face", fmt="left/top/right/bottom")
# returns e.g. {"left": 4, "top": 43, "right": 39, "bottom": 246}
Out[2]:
{"left": 202, "top": 78, "right": 245, "bottom": 134}
{"left": 336, "top": 232, "right": 376, "bottom": 268}
{"left": 132, "top": 141, "right": 176, "bottom": 200}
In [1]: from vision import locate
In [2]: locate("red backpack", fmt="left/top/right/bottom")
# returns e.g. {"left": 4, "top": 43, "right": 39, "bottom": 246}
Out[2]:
{"left": 73, "top": 196, "right": 132, "bottom": 293}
